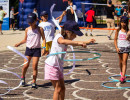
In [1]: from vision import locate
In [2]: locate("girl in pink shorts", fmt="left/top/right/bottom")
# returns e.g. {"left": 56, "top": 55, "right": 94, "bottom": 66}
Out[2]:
{"left": 44, "top": 20, "right": 95, "bottom": 100}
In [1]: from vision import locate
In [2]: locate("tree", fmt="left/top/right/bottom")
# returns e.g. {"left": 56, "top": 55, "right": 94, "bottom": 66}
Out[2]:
{"left": 10, "top": 0, "right": 19, "bottom": 12}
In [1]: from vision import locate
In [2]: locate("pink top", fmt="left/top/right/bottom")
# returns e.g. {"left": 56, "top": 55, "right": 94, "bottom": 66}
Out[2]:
{"left": 26, "top": 28, "right": 41, "bottom": 49}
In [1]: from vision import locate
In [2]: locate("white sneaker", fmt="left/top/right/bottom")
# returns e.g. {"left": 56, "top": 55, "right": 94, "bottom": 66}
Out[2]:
{"left": 90, "top": 33, "right": 93, "bottom": 36}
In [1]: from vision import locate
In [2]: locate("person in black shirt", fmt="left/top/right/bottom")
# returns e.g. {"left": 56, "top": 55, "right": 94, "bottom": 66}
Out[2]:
{"left": 56, "top": 0, "right": 77, "bottom": 22}
{"left": 106, "top": 0, "right": 115, "bottom": 40}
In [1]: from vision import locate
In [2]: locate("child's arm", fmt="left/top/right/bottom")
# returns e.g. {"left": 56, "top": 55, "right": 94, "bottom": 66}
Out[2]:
{"left": 14, "top": 28, "right": 28, "bottom": 47}
{"left": 56, "top": 11, "right": 66, "bottom": 23}
{"left": 58, "top": 37, "right": 95, "bottom": 48}
{"left": 13, "top": 12, "right": 19, "bottom": 16}
{"left": 39, "top": 27, "right": 46, "bottom": 56}
{"left": 114, "top": 29, "right": 120, "bottom": 53}
{"left": 58, "top": 11, "right": 66, "bottom": 23}
{"left": 126, "top": 31, "right": 130, "bottom": 41}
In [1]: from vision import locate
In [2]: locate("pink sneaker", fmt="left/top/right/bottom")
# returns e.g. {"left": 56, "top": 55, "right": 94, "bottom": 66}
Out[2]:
{"left": 120, "top": 72, "right": 126, "bottom": 78}
{"left": 120, "top": 77, "right": 126, "bottom": 84}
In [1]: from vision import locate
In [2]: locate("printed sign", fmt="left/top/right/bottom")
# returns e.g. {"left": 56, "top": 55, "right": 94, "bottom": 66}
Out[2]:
{"left": 0, "top": 0, "right": 9, "bottom": 30}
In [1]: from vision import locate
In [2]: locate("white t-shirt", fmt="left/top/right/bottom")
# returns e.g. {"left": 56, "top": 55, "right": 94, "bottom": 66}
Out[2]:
{"left": 45, "top": 34, "right": 67, "bottom": 67}
{"left": 66, "top": 5, "right": 77, "bottom": 11}
{"left": 10, "top": 10, "right": 14, "bottom": 19}
{"left": 118, "top": 30, "right": 130, "bottom": 48}
{"left": 33, "top": 11, "right": 38, "bottom": 17}
{"left": 38, "top": 20, "right": 55, "bottom": 42}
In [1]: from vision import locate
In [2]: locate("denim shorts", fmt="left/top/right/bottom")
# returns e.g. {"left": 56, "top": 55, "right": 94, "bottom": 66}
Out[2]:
{"left": 119, "top": 47, "right": 130, "bottom": 54}
{"left": 25, "top": 47, "right": 41, "bottom": 57}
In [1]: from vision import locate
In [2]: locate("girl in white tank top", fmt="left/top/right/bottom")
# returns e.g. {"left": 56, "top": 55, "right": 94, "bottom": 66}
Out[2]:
{"left": 114, "top": 16, "right": 130, "bottom": 83}
{"left": 14, "top": 13, "right": 46, "bottom": 88}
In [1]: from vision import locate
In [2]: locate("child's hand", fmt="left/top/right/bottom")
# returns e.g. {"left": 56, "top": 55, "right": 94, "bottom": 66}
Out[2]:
{"left": 41, "top": 48, "right": 46, "bottom": 56}
{"left": 86, "top": 39, "right": 96, "bottom": 44}
{"left": 14, "top": 44, "right": 19, "bottom": 47}
{"left": 89, "top": 39, "right": 96, "bottom": 43}
{"left": 78, "top": 41, "right": 86, "bottom": 48}
{"left": 116, "top": 48, "right": 120, "bottom": 53}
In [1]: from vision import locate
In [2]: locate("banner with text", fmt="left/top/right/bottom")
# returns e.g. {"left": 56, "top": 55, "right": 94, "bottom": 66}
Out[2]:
{"left": 0, "top": 0, "right": 9, "bottom": 30}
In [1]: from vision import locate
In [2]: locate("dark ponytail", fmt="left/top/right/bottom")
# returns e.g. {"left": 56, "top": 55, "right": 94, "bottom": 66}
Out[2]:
{"left": 61, "top": 27, "right": 67, "bottom": 39}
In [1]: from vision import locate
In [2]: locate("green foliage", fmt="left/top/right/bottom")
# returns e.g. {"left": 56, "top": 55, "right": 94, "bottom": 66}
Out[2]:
{"left": 10, "top": 0, "right": 19, "bottom": 12}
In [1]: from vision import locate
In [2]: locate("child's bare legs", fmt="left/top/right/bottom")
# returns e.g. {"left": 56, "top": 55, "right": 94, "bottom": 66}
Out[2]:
{"left": 118, "top": 53, "right": 129, "bottom": 77}
{"left": 32, "top": 57, "right": 39, "bottom": 83}
{"left": 90, "top": 24, "right": 93, "bottom": 36}
{"left": 122, "top": 53, "right": 129, "bottom": 77}
{"left": 118, "top": 53, "right": 123, "bottom": 72}
{"left": 0, "top": 23, "right": 2, "bottom": 34}
{"left": 10, "top": 24, "right": 12, "bottom": 29}
{"left": 85, "top": 24, "right": 89, "bottom": 36}
{"left": 51, "top": 79, "right": 65, "bottom": 100}
{"left": 22, "top": 56, "right": 32, "bottom": 78}
{"left": 117, "top": 16, "right": 120, "bottom": 27}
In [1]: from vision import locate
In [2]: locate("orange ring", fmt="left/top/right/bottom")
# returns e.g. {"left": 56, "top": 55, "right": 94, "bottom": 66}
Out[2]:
{"left": 79, "top": 27, "right": 117, "bottom": 30}
{"left": 60, "top": 26, "right": 117, "bottom": 30}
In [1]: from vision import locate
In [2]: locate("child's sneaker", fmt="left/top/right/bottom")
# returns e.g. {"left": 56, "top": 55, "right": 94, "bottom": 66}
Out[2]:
{"left": 21, "top": 77, "right": 26, "bottom": 86}
{"left": 120, "top": 77, "right": 126, "bottom": 84}
{"left": 32, "top": 83, "right": 37, "bottom": 89}
{"left": 85, "top": 32, "right": 88, "bottom": 36}
{"left": 90, "top": 33, "right": 93, "bottom": 36}
{"left": 120, "top": 72, "right": 126, "bottom": 78}
{"left": 107, "top": 36, "right": 111, "bottom": 40}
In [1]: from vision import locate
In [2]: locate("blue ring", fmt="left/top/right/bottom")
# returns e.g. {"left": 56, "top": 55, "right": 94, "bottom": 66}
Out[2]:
{"left": 109, "top": 75, "right": 130, "bottom": 82}
{"left": 47, "top": 51, "right": 101, "bottom": 61}
{"left": 102, "top": 81, "right": 130, "bottom": 89}
{"left": 102, "top": 75, "right": 130, "bottom": 89}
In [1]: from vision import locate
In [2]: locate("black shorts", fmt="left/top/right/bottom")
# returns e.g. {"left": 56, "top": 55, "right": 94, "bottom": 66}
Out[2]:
{"left": 25, "top": 47, "right": 41, "bottom": 57}
{"left": 10, "top": 18, "right": 15, "bottom": 24}
{"left": 0, "top": 21, "right": 3, "bottom": 24}
{"left": 116, "top": 15, "right": 121, "bottom": 17}
{"left": 87, "top": 22, "right": 93, "bottom": 26}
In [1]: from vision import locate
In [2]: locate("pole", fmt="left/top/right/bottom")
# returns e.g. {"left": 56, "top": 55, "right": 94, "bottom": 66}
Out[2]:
{"left": 19, "top": 0, "right": 24, "bottom": 30}
{"left": 20, "top": 3, "right": 23, "bottom": 30}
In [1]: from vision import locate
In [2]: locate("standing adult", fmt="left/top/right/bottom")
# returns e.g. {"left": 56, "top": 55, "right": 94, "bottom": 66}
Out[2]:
{"left": 106, "top": 0, "right": 115, "bottom": 40}
{"left": 0, "top": 6, "right": 6, "bottom": 35}
{"left": 56, "top": 0, "right": 77, "bottom": 22}
{"left": 66, "top": 0, "right": 77, "bottom": 22}
{"left": 115, "top": 5, "right": 123, "bottom": 27}
{"left": 33, "top": 8, "right": 38, "bottom": 18}
{"left": 10, "top": 7, "right": 19, "bottom": 30}
{"left": 33, "top": 8, "right": 39, "bottom": 25}
{"left": 85, "top": 7, "right": 95, "bottom": 36}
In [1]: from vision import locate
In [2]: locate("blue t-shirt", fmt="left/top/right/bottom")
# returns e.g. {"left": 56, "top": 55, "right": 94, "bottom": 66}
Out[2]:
{"left": 115, "top": 8, "right": 122, "bottom": 16}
